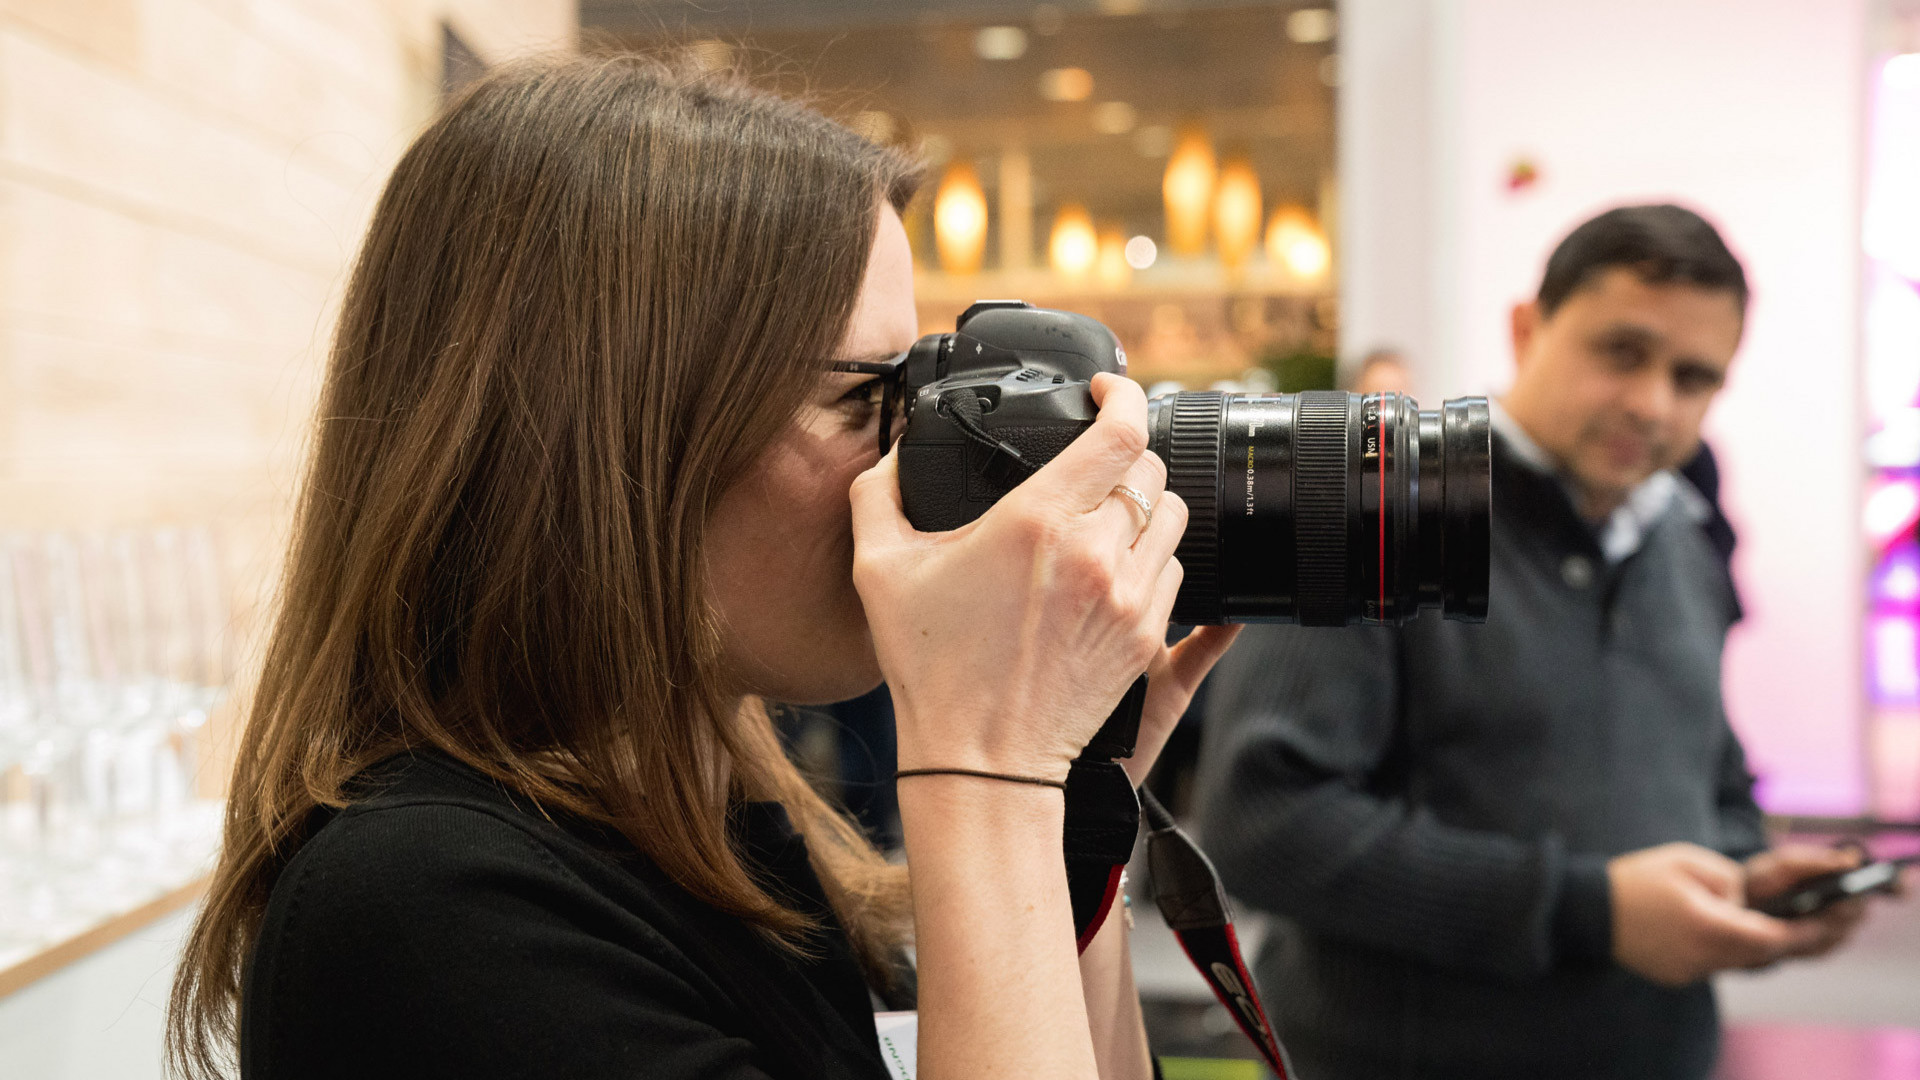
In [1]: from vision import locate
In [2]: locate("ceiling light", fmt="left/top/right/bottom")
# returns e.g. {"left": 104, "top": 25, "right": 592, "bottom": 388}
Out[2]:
{"left": 934, "top": 162, "right": 989, "bottom": 275}
{"left": 1049, "top": 205, "right": 1099, "bottom": 280}
{"left": 1286, "top": 8, "right": 1337, "bottom": 44}
{"left": 1213, "top": 156, "right": 1263, "bottom": 270}
{"left": 1266, "top": 205, "right": 1331, "bottom": 280}
{"left": 1040, "top": 67, "right": 1094, "bottom": 102}
{"left": 975, "top": 26, "right": 1029, "bottom": 61}
{"left": 1162, "top": 128, "right": 1217, "bottom": 256}
{"left": 1124, "top": 235, "right": 1158, "bottom": 270}
{"left": 1092, "top": 102, "right": 1137, "bottom": 135}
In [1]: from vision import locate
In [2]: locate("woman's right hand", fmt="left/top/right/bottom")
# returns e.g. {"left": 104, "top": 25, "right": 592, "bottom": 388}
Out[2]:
{"left": 848, "top": 372, "right": 1188, "bottom": 783}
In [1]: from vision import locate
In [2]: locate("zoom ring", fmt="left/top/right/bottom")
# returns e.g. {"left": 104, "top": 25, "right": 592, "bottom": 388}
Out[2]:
{"left": 1164, "top": 392, "right": 1224, "bottom": 624}
{"left": 1294, "top": 391, "right": 1351, "bottom": 626}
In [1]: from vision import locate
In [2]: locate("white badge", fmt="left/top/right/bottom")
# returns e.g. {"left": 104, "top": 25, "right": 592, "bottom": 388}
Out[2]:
{"left": 874, "top": 1011, "right": 918, "bottom": 1080}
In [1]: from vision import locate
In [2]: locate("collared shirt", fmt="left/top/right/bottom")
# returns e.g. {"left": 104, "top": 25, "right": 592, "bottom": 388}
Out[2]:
{"left": 1488, "top": 400, "right": 1709, "bottom": 565}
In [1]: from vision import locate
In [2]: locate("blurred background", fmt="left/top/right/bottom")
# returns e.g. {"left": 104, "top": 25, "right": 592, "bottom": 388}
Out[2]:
{"left": 0, "top": 1, "right": 1917, "bottom": 1078}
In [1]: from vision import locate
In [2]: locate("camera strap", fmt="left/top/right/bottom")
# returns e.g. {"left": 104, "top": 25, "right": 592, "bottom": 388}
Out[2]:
{"left": 1064, "top": 676, "right": 1146, "bottom": 948}
{"left": 1139, "top": 787, "right": 1297, "bottom": 1080}
{"left": 1059, "top": 679, "right": 1297, "bottom": 1079}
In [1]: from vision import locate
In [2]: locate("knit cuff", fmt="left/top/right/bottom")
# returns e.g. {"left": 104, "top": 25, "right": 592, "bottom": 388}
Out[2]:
{"left": 1552, "top": 853, "right": 1614, "bottom": 965}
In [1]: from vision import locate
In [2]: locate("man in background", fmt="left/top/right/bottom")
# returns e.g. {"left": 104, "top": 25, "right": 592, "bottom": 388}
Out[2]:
{"left": 1349, "top": 345, "right": 1413, "bottom": 395}
{"left": 1195, "top": 205, "right": 1875, "bottom": 1079}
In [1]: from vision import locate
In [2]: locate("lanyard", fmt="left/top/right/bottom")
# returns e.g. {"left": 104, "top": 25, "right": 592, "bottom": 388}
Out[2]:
{"left": 1062, "top": 678, "right": 1298, "bottom": 1079}
{"left": 1138, "top": 786, "right": 1297, "bottom": 1080}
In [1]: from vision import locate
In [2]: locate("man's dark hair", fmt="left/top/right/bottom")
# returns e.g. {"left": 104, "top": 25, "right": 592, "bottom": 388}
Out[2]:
{"left": 1537, "top": 204, "right": 1748, "bottom": 318}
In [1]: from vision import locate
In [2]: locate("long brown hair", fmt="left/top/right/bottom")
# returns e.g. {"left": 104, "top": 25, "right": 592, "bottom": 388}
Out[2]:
{"left": 168, "top": 54, "right": 921, "bottom": 1078}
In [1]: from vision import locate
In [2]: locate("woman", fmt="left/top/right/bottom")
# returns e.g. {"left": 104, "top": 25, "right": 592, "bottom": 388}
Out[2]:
{"left": 167, "top": 55, "right": 1237, "bottom": 1080}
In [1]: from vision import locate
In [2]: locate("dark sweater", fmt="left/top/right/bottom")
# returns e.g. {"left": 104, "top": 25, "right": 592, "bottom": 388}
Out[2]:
{"left": 1194, "top": 434, "right": 1766, "bottom": 1080}
{"left": 241, "top": 751, "right": 891, "bottom": 1080}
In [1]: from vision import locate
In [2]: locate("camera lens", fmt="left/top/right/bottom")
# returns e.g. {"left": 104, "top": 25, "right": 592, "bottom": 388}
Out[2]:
{"left": 1146, "top": 390, "right": 1490, "bottom": 626}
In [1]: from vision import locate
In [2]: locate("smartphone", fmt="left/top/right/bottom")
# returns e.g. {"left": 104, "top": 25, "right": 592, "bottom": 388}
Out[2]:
{"left": 1752, "top": 856, "right": 1913, "bottom": 919}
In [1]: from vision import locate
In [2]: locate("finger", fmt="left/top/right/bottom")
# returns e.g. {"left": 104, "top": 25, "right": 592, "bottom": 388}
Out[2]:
{"left": 1094, "top": 449, "right": 1170, "bottom": 548}
{"left": 1145, "top": 553, "right": 1184, "bottom": 629}
{"left": 1678, "top": 846, "right": 1747, "bottom": 898}
{"left": 1019, "top": 372, "right": 1150, "bottom": 511}
{"left": 1748, "top": 847, "right": 1864, "bottom": 899}
{"left": 1771, "top": 845, "right": 1861, "bottom": 875}
{"left": 1128, "top": 490, "right": 1188, "bottom": 575}
{"left": 1702, "top": 905, "right": 1803, "bottom": 966}
{"left": 1163, "top": 625, "right": 1244, "bottom": 696}
{"left": 848, "top": 449, "right": 919, "bottom": 550}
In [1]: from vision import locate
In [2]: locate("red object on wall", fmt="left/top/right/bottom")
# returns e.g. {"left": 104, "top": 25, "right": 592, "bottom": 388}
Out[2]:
{"left": 1506, "top": 157, "right": 1540, "bottom": 193}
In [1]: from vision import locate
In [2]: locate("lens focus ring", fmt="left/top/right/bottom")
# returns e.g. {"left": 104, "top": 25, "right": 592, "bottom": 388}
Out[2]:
{"left": 1164, "top": 392, "right": 1224, "bottom": 624}
{"left": 1294, "top": 391, "right": 1350, "bottom": 626}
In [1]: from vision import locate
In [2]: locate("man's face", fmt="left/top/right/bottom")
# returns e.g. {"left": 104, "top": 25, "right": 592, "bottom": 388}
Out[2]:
{"left": 1505, "top": 267, "right": 1744, "bottom": 517}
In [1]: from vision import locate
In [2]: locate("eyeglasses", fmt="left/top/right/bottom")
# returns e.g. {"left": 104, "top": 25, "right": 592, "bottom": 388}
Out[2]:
{"left": 829, "top": 351, "right": 910, "bottom": 458}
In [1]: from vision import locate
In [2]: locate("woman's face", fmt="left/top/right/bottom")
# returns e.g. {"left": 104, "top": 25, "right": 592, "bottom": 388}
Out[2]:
{"left": 706, "top": 204, "right": 919, "bottom": 705}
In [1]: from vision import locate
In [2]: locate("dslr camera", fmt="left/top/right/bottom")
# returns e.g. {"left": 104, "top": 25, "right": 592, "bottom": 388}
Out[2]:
{"left": 868, "top": 301, "right": 1490, "bottom": 626}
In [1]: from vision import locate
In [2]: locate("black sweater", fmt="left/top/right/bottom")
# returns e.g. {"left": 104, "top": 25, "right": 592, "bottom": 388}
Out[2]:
{"left": 1194, "top": 435, "right": 1766, "bottom": 1080}
{"left": 241, "top": 751, "right": 892, "bottom": 1080}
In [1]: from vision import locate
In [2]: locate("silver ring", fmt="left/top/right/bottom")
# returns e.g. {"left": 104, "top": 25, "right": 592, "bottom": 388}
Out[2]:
{"left": 1111, "top": 484, "right": 1154, "bottom": 531}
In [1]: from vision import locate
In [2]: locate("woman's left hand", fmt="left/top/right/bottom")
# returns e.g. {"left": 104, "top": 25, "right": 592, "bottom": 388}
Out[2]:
{"left": 1120, "top": 625, "right": 1242, "bottom": 788}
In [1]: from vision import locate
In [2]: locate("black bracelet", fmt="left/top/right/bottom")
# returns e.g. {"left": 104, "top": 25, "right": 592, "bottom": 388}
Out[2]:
{"left": 894, "top": 767, "right": 1068, "bottom": 791}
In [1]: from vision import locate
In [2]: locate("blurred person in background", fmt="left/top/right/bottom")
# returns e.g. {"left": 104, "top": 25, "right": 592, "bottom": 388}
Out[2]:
{"left": 1195, "top": 204, "right": 1892, "bottom": 1080}
{"left": 1348, "top": 346, "right": 1413, "bottom": 396}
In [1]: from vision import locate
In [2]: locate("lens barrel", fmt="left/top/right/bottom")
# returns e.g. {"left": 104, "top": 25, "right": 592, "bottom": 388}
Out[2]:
{"left": 1146, "top": 391, "right": 1490, "bottom": 626}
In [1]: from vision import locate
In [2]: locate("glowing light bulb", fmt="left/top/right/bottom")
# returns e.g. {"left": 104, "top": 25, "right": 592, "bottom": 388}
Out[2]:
{"left": 1040, "top": 67, "right": 1094, "bottom": 102}
{"left": 1266, "top": 205, "right": 1331, "bottom": 281}
{"left": 1286, "top": 9, "right": 1337, "bottom": 44}
{"left": 933, "top": 162, "right": 989, "bottom": 275}
{"left": 1049, "top": 205, "right": 1098, "bottom": 280}
{"left": 975, "top": 26, "right": 1029, "bottom": 60}
{"left": 1162, "top": 128, "right": 1216, "bottom": 256}
{"left": 1124, "top": 235, "right": 1157, "bottom": 269}
{"left": 1212, "top": 155, "right": 1262, "bottom": 270}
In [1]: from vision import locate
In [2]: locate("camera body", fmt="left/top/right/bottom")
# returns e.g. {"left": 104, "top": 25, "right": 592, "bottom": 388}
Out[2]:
{"left": 897, "top": 301, "right": 1124, "bottom": 531}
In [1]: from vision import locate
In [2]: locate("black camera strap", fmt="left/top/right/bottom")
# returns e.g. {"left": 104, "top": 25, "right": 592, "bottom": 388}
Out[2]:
{"left": 1063, "top": 676, "right": 1147, "bottom": 948}
{"left": 1060, "top": 678, "right": 1297, "bottom": 1079}
{"left": 1139, "top": 787, "right": 1297, "bottom": 1080}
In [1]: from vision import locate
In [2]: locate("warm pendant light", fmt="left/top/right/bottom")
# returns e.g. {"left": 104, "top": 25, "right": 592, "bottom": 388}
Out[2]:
{"left": 1049, "top": 204, "right": 1099, "bottom": 281}
{"left": 1266, "top": 205, "right": 1331, "bottom": 281}
{"left": 1212, "top": 155, "right": 1262, "bottom": 270}
{"left": 933, "top": 161, "right": 989, "bottom": 274}
{"left": 1162, "top": 128, "right": 1216, "bottom": 257}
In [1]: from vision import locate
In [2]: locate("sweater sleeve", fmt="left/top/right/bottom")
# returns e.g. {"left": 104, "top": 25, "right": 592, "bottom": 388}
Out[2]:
{"left": 1712, "top": 714, "right": 1769, "bottom": 861}
{"left": 244, "top": 802, "right": 778, "bottom": 1080}
{"left": 1193, "top": 624, "right": 1597, "bottom": 983}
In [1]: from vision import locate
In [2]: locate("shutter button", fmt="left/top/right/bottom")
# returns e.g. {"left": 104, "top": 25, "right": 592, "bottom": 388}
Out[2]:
{"left": 1561, "top": 555, "right": 1595, "bottom": 589}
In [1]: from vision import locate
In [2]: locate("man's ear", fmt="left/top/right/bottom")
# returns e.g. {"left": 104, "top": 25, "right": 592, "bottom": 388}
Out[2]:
{"left": 1510, "top": 301, "right": 1541, "bottom": 372}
